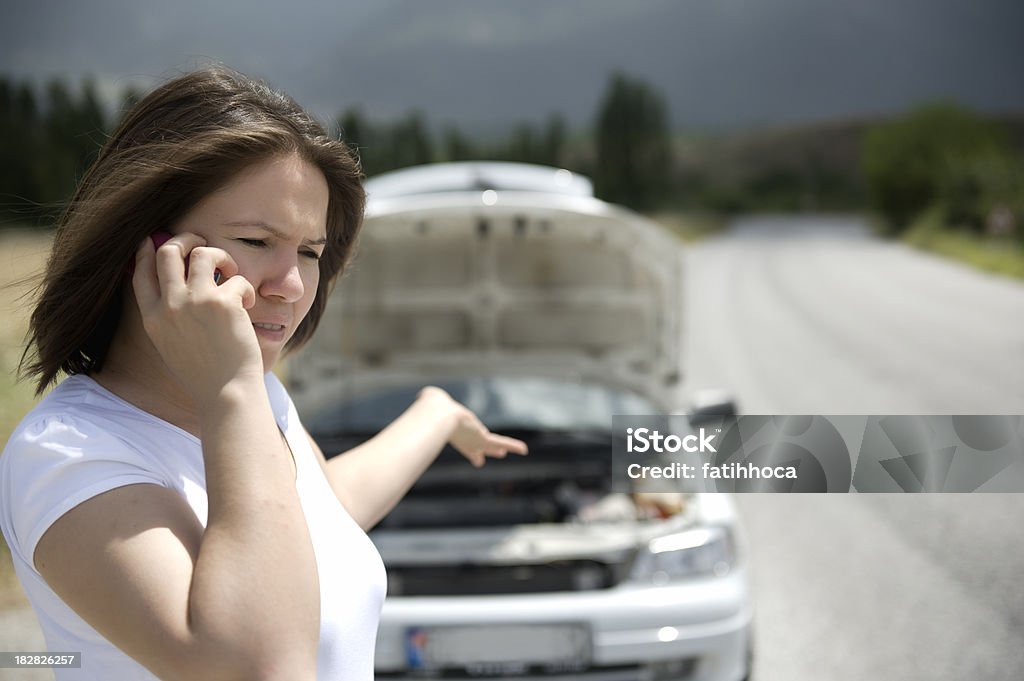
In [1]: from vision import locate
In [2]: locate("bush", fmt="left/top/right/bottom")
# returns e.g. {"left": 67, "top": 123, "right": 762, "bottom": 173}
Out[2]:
{"left": 862, "top": 102, "right": 1008, "bottom": 234}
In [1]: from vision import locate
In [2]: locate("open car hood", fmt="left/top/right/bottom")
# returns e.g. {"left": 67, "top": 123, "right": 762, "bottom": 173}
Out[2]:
{"left": 288, "top": 181, "right": 683, "bottom": 412}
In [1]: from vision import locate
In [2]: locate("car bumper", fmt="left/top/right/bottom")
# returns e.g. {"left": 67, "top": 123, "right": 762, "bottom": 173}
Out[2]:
{"left": 374, "top": 567, "right": 752, "bottom": 681}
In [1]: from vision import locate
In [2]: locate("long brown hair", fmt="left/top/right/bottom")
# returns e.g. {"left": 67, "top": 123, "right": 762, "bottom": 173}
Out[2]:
{"left": 20, "top": 66, "right": 365, "bottom": 395}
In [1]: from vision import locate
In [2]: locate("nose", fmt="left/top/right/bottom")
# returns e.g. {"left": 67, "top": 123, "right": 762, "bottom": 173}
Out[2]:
{"left": 257, "top": 254, "right": 305, "bottom": 303}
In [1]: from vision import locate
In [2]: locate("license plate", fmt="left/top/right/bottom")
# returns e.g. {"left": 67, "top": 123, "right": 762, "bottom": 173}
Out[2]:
{"left": 405, "top": 624, "right": 591, "bottom": 671}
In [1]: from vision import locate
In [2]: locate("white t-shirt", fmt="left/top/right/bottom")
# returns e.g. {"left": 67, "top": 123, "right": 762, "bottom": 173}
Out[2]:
{"left": 0, "top": 373, "right": 387, "bottom": 680}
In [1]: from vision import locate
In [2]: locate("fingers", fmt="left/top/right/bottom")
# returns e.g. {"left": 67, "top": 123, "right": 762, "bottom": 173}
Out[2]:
{"left": 448, "top": 402, "right": 528, "bottom": 468}
{"left": 217, "top": 274, "right": 257, "bottom": 310}
{"left": 481, "top": 434, "right": 528, "bottom": 458}
{"left": 460, "top": 432, "right": 528, "bottom": 468}
{"left": 131, "top": 237, "right": 160, "bottom": 309}
{"left": 153, "top": 233, "right": 207, "bottom": 293}
{"left": 133, "top": 232, "right": 260, "bottom": 331}
{"left": 188, "top": 245, "right": 256, "bottom": 307}
{"left": 491, "top": 434, "right": 529, "bottom": 455}
{"left": 185, "top": 246, "right": 239, "bottom": 287}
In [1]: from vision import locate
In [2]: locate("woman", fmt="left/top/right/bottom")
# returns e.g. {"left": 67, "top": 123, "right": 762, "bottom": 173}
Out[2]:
{"left": 0, "top": 66, "right": 527, "bottom": 681}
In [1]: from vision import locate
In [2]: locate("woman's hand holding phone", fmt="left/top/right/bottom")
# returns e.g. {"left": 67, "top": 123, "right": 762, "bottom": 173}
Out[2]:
{"left": 145, "top": 231, "right": 223, "bottom": 283}
{"left": 130, "top": 231, "right": 264, "bottom": 404}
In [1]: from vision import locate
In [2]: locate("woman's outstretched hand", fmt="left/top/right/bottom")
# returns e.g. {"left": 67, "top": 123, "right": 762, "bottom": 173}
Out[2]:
{"left": 418, "top": 386, "right": 529, "bottom": 468}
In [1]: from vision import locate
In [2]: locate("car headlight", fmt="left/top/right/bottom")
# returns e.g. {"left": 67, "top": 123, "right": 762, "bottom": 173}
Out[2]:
{"left": 629, "top": 526, "right": 734, "bottom": 585}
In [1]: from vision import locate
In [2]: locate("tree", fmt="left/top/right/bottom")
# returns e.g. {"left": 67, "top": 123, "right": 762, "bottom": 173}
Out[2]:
{"left": 336, "top": 106, "right": 371, "bottom": 173}
{"left": 0, "top": 79, "right": 42, "bottom": 218}
{"left": 441, "top": 125, "right": 478, "bottom": 162}
{"left": 334, "top": 108, "right": 435, "bottom": 177}
{"left": 593, "top": 72, "right": 671, "bottom": 211}
{"left": 542, "top": 113, "right": 567, "bottom": 168}
{"left": 389, "top": 111, "right": 434, "bottom": 170}
{"left": 498, "top": 122, "right": 540, "bottom": 164}
{"left": 862, "top": 102, "right": 1007, "bottom": 233}
{"left": 494, "top": 114, "right": 567, "bottom": 167}
{"left": 74, "top": 78, "right": 106, "bottom": 170}
{"left": 30, "top": 78, "right": 107, "bottom": 208}
{"left": 118, "top": 85, "right": 145, "bottom": 123}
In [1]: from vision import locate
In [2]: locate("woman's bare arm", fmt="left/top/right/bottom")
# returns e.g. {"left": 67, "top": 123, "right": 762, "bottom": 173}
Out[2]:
{"left": 307, "top": 387, "right": 527, "bottom": 531}
{"left": 35, "top": 378, "right": 319, "bottom": 681}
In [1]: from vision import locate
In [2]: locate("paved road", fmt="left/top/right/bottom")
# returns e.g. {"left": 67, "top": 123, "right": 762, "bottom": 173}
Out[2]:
{"left": 682, "top": 215, "right": 1024, "bottom": 415}
{"left": 736, "top": 494, "right": 1024, "bottom": 681}
{"left": 685, "top": 216, "right": 1024, "bottom": 680}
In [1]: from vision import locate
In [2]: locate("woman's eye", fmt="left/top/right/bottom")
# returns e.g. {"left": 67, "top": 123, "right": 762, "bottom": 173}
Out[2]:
{"left": 239, "top": 238, "right": 267, "bottom": 248}
{"left": 301, "top": 250, "right": 322, "bottom": 261}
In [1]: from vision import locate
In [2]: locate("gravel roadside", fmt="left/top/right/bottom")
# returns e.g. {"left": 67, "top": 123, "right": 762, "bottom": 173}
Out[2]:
{"left": 0, "top": 606, "right": 53, "bottom": 681}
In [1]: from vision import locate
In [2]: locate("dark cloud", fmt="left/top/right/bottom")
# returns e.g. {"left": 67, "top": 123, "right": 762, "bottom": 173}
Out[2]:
{"left": 1, "top": 0, "right": 1021, "bottom": 131}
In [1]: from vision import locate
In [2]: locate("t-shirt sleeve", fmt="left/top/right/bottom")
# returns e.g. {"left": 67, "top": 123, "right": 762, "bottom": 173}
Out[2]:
{"left": 2, "top": 413, "right": 168, "bottom": 571}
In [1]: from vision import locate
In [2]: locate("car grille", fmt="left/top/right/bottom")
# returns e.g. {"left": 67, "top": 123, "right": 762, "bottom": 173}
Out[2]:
{"left": 386, "top": 560, "right": 625, "bottom": 596}
{"left": 377, "top": 659, "right": 698, "bottom": 681}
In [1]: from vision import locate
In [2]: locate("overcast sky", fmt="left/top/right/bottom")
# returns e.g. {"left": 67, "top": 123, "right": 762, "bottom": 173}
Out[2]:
{"left": 2, "top": 0, "right": 1022, "bottom": 133}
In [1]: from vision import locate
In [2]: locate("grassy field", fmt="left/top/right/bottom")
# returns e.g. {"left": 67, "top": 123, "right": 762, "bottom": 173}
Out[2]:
{"left": 648, "top": 211, "right": 728, "bottom": 243}
{"left": 904, "top": 218, "right": 1024, "bottom": 281}
{"left": 0, "top": 229, "right": 53, "bottom": 608}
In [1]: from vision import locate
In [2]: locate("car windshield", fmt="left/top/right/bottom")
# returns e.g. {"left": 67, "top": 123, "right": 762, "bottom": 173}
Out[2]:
{"left": 304, "top": 376, "right": 660, "bottom": 436}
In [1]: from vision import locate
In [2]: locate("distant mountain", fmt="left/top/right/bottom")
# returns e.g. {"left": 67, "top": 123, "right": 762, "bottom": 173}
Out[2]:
{"left": 662, "top": 112, "right": 1024, "bottom": 211}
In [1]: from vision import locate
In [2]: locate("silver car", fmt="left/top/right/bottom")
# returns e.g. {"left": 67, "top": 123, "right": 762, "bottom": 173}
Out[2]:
{"left": 288, "top": 162, "right": 753, "bottom": 681}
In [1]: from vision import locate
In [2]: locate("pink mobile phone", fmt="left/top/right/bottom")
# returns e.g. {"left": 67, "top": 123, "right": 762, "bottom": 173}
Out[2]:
{"left": 128, "top": 231, "right": 222, "bottom": 283}
{"left": 149, "top": 230, "right": 174, "bottom": 250}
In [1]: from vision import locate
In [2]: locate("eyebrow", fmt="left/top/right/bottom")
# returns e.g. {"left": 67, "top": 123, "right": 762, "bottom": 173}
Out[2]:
{"left": 223, "top": 220, "right": 328, "bottom": 246}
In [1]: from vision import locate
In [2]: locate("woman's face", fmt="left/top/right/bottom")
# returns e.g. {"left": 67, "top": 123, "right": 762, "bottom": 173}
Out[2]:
{"left": 171, "top": 153, "right": 330, "bottom": 372}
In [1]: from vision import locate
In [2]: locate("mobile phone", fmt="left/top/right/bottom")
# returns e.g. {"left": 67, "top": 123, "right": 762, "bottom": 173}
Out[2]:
{"left": 128, "top": 231, "right": 222, "bottom": 284}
